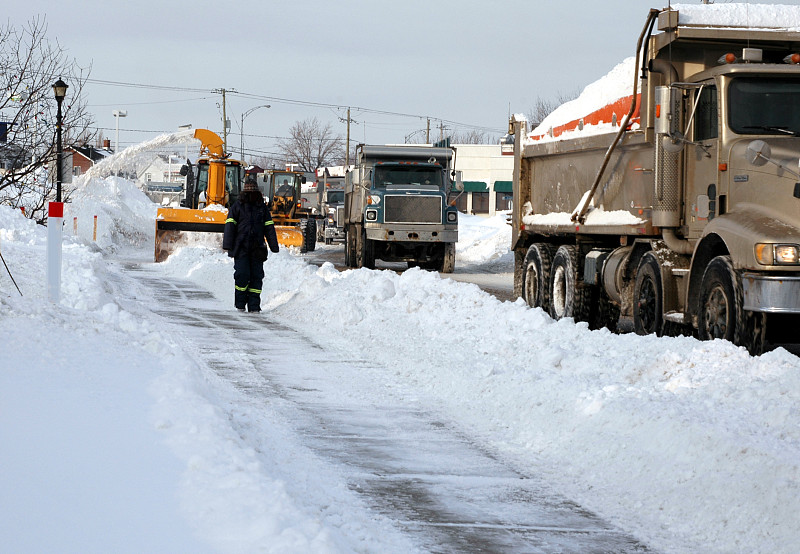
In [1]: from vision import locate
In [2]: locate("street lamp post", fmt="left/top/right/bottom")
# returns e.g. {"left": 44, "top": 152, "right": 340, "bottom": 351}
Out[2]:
{"left": 112, "top": 109, "right": 128, "bottom": 154}
{"left": 178, "top": 123, "right": 192, "bottom": 161}
{"left": 52, "top": 79, "right": 68, "bottom": 202}
{"left": 240, "top": 105, "right": 270, "bottom": 163}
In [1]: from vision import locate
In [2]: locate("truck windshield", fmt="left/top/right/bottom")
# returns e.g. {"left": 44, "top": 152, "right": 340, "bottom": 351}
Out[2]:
{"left": 374, "top": 166, "right": 443, "bottom": 188}
{"left": 326, "top": 191, "right": 344, "bottom": 203}
{"left": 729, "top": 77, "right": 800, "bottom": 136}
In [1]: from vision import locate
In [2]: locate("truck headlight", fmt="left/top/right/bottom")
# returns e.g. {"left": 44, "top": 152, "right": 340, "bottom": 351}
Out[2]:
{"left": 367, "top": 195, "right": 381, "bottom": 205}
{"left": 755, "top": 243, "right": 800, "bottom": 265}
{"left": 366, "top": 209, "right": 378, "bottom": 221}
{"left": 446, "top": 211, "right": 458, "bottom": 223}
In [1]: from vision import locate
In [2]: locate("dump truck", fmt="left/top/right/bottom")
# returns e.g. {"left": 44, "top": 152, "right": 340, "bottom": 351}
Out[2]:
{"left": 510, "top": 5, "right": 800, "bottom": 354}
{"left": 257, "top": 168, "right": 317, "bottom": 252}
{"left": 318, "top": 166, "right": 347, "bottom": 244}
{"left": 154, "top": 129, "right": 243, "bottom": 262}
{"left": 344, "top": 144, "right": 461, "bottom": 272}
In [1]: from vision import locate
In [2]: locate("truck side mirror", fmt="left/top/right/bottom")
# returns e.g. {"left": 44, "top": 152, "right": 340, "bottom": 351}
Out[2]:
{"left": 179, "top": 164, "right": 189, "bottom": 177}
{"left": 452, "top": 170, "right": 464, "bottom": 192}
{"left": 301, "top": 175, "right": 307, "bottom": 184}
{"left": 746, "top": 139, "right": 771, "bottom": 167}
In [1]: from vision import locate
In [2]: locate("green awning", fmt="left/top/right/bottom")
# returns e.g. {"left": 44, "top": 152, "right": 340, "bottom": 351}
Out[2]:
{"left": 463, "top": 181, "right": 488, "bottom": 192}
{"left": 494, "top": 180, "right": 513, "bottom": 193}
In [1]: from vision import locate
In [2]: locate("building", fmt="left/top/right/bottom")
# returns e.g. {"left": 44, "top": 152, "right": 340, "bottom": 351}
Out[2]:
{"left": 68, "top": 142, "right": 114, "bottom": 181}
{"left": 452, "top": 144, "right": 514, "bottom": 216}
{"left": 136, "top": 154, "right": 186, "bottom": 189}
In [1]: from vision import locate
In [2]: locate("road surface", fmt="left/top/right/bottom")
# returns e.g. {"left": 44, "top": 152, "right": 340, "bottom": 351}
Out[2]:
{"left": 117, "top": 261, "right": 652, "bottom": 553}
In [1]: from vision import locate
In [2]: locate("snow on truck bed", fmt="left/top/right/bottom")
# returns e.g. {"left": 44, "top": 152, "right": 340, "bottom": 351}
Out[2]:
{"left": 527, "top": 4, "right": 800, "bottom": 144}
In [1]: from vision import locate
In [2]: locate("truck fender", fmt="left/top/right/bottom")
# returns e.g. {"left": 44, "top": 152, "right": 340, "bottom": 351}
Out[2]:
{"left": 686, "top": 208, "right": 800, "bottom": 319}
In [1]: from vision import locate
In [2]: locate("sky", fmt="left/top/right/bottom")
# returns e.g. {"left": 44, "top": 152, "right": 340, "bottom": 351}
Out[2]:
{"left": 2, "top": 155, "right": 800, "bottom": 551}
{"left": 0, "top": 1, "right": 737, "bottom": 161}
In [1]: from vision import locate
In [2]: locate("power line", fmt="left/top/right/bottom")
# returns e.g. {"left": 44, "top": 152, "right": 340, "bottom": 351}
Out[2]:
{"left": 85, "top": 77, "right": 505, "bottom": 134}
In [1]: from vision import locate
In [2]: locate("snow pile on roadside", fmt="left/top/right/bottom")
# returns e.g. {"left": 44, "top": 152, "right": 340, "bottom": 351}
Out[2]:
{"left": 0, "top": 203, "right": 411, "bottom": 553}
{"left": 4, "top": 168, "right": 800, "bottom": 553}
{"left": 163, "top": 236, "right": 800, "bottom": 553}
{"left": 65, "top": 175, "right": 157, "bottom": 251}
{"left": 455, "top": 212, "right": 513, "bottom": 267}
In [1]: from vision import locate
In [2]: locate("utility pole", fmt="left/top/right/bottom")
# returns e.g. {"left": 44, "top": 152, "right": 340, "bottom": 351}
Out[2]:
{"left": 426, "top": 118, "right": 430, "bottom": 144}
{"left": 439, "top": 121, "right": 444, "bottom": 143}
{"left": 346, "top": 107, "right": 351, "bottom": 166}
{"left": 212, "top": 88, "right": 236, "bottom": 153}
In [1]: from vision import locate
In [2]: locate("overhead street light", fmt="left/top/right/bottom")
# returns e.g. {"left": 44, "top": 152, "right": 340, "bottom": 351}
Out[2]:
{"left": 112, "top": 109, "right": 128, "bottom": 154}
{"left": 240, "top": 105, "right": 270, "bottom": 164}
{"left": 178, "top": 123, "right": 192, "bottom": 161}
{"left": 52, "top": 78, "right": 68, "bottom": 203}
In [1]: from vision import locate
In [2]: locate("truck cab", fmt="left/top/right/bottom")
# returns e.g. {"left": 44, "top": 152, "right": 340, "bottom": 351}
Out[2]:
{"left": 344, "top": 144, "right": 460, "bottom": 272}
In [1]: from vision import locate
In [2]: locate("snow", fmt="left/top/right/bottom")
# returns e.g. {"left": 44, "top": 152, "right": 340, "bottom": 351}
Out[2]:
{"left": 2, "top": 135, "right": 800, "bottom": 553}
{"left": 527, "top": 4, "right": 800, "bottom": 144}
{"left": 528, "top": 56, "right": 638, "bottom": 142}
{"left": 522, "top": 190, "right": 647, "bottom": 227}
{"left": 675, "top": 3, "right": 800, "bottom": 30}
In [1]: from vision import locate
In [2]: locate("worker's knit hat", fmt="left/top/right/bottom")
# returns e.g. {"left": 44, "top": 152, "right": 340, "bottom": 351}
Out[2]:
{"left": 243, "top": 177, "right": 258, "bottom": 192}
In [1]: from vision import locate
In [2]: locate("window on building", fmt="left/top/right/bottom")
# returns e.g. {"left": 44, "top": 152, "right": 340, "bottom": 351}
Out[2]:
{"left": 449, "top": 192, "right": 468, "bottom": 213}
{"left": 472, "top": 192, "right": 489, "bottom": 214}
{"left": 146, "top": 173, "right": 152, "bottom": 182}
{"left": 495, "top": 191, "right": 513, "bottom": 211}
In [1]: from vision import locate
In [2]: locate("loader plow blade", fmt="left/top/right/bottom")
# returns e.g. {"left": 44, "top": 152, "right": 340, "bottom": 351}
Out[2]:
{"left": 275, "top": 226, "right": 304, "bottom": 248}
{"left": 155, "top": 207, "right": 227, "bottom": 262}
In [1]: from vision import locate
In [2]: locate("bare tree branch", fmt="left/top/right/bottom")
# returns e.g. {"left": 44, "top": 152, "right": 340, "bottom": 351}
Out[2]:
{"left": 276, "top": 117, "right": 344, "bottom": 172}
{"left": 0, "top": 16, "right": 94, "bottom": 223}
{"left": 526, "top": 90, "right": 580, "bottom": 129}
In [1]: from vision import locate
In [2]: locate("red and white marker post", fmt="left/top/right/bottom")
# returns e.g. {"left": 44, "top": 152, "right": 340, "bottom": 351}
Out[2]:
{"left": 47, "top": 201, "right": 63, "bottom": 303}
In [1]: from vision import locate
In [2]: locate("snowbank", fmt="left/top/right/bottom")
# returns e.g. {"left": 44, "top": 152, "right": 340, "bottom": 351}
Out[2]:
{"left": 2, "top": 169, "right": 800, "bottom": 553}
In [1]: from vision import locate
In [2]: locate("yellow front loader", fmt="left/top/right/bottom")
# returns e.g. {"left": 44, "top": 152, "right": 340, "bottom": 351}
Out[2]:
{"left": 154, "top": 129, "right": 243, "bottom": 262}
{"left": 154, "top": 129, "right": 313, "bottom": 261}
{"left": 258, "top": 169, "right": 317, "bottom": 252}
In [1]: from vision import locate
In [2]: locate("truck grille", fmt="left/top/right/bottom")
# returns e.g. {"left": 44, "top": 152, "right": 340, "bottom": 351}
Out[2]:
{"left": 385, "top": 195, "right": 442, "bottom": 224}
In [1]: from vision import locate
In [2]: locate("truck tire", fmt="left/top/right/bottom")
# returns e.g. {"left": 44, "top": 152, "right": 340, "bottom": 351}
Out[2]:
{"left": 353, "top": 225, "right": 364, "bottom": 268}
{"left": 344, "top": 227, "right": 353, "bottom": 267}
{"left": 522, "top": 243, "right": 554, "bottom": 311}
{"left": 362, "top": 228, "right": 375, "bottom": 269}
{"left": 698, "top": 255, "right": 766, "bottom": 354}
{"left": 439, "top": 242, "right": 455, "bottom": 273}
{"left": 591, "top": 290, "right": 621, "bottom": 332}
{"left": 633, "top": 252, "right": 663, "bottom": 336}
{"left": 302, "top": 218, "right": 317, "bottom": 253}
{"left": 549, "top": 245, "right": 591, "bottom": 322}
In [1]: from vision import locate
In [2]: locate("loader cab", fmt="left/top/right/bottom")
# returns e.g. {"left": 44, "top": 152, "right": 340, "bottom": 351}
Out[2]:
{"left": 186, "top": 159, "right": 243, "bottom": 208}
{"left": 262, "top": 170, "right": 307, "bottom": 215}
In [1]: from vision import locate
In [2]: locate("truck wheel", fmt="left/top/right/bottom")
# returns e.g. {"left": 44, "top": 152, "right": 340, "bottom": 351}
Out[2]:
{"left": 522, "top": 243, "right": 554, "bottom": 311}
{"left": 362, "top": 228, "right": 375, "bottom": 269}
{"left": 302, "top": 218, "right": 317, "bottom": 252}
{"left": 549, "top": 245, "right": 590, "bottom": 322}
{"left": 439, "top": 242, "right": 455, "bottom": 273}
{"left": 353, "top": 225, "right": 364, "bottom": 268}
{"left": 698, "top": 255, "right": 759, "bottom": 350}
{"left": 633, "top": 252, "right": 663, "bottom": 336}
{"left": 344, "top": 227, "right": 353, "bottom": 267}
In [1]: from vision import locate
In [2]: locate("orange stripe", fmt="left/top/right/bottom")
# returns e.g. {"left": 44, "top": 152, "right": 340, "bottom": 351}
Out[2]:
{"left": 531, "top": 94, "right": 641, "bottom": 140}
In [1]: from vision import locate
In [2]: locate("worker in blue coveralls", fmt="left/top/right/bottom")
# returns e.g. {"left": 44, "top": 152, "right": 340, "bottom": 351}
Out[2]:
{"left": 222, "top": 176, "right": 279, "bottom": 312}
